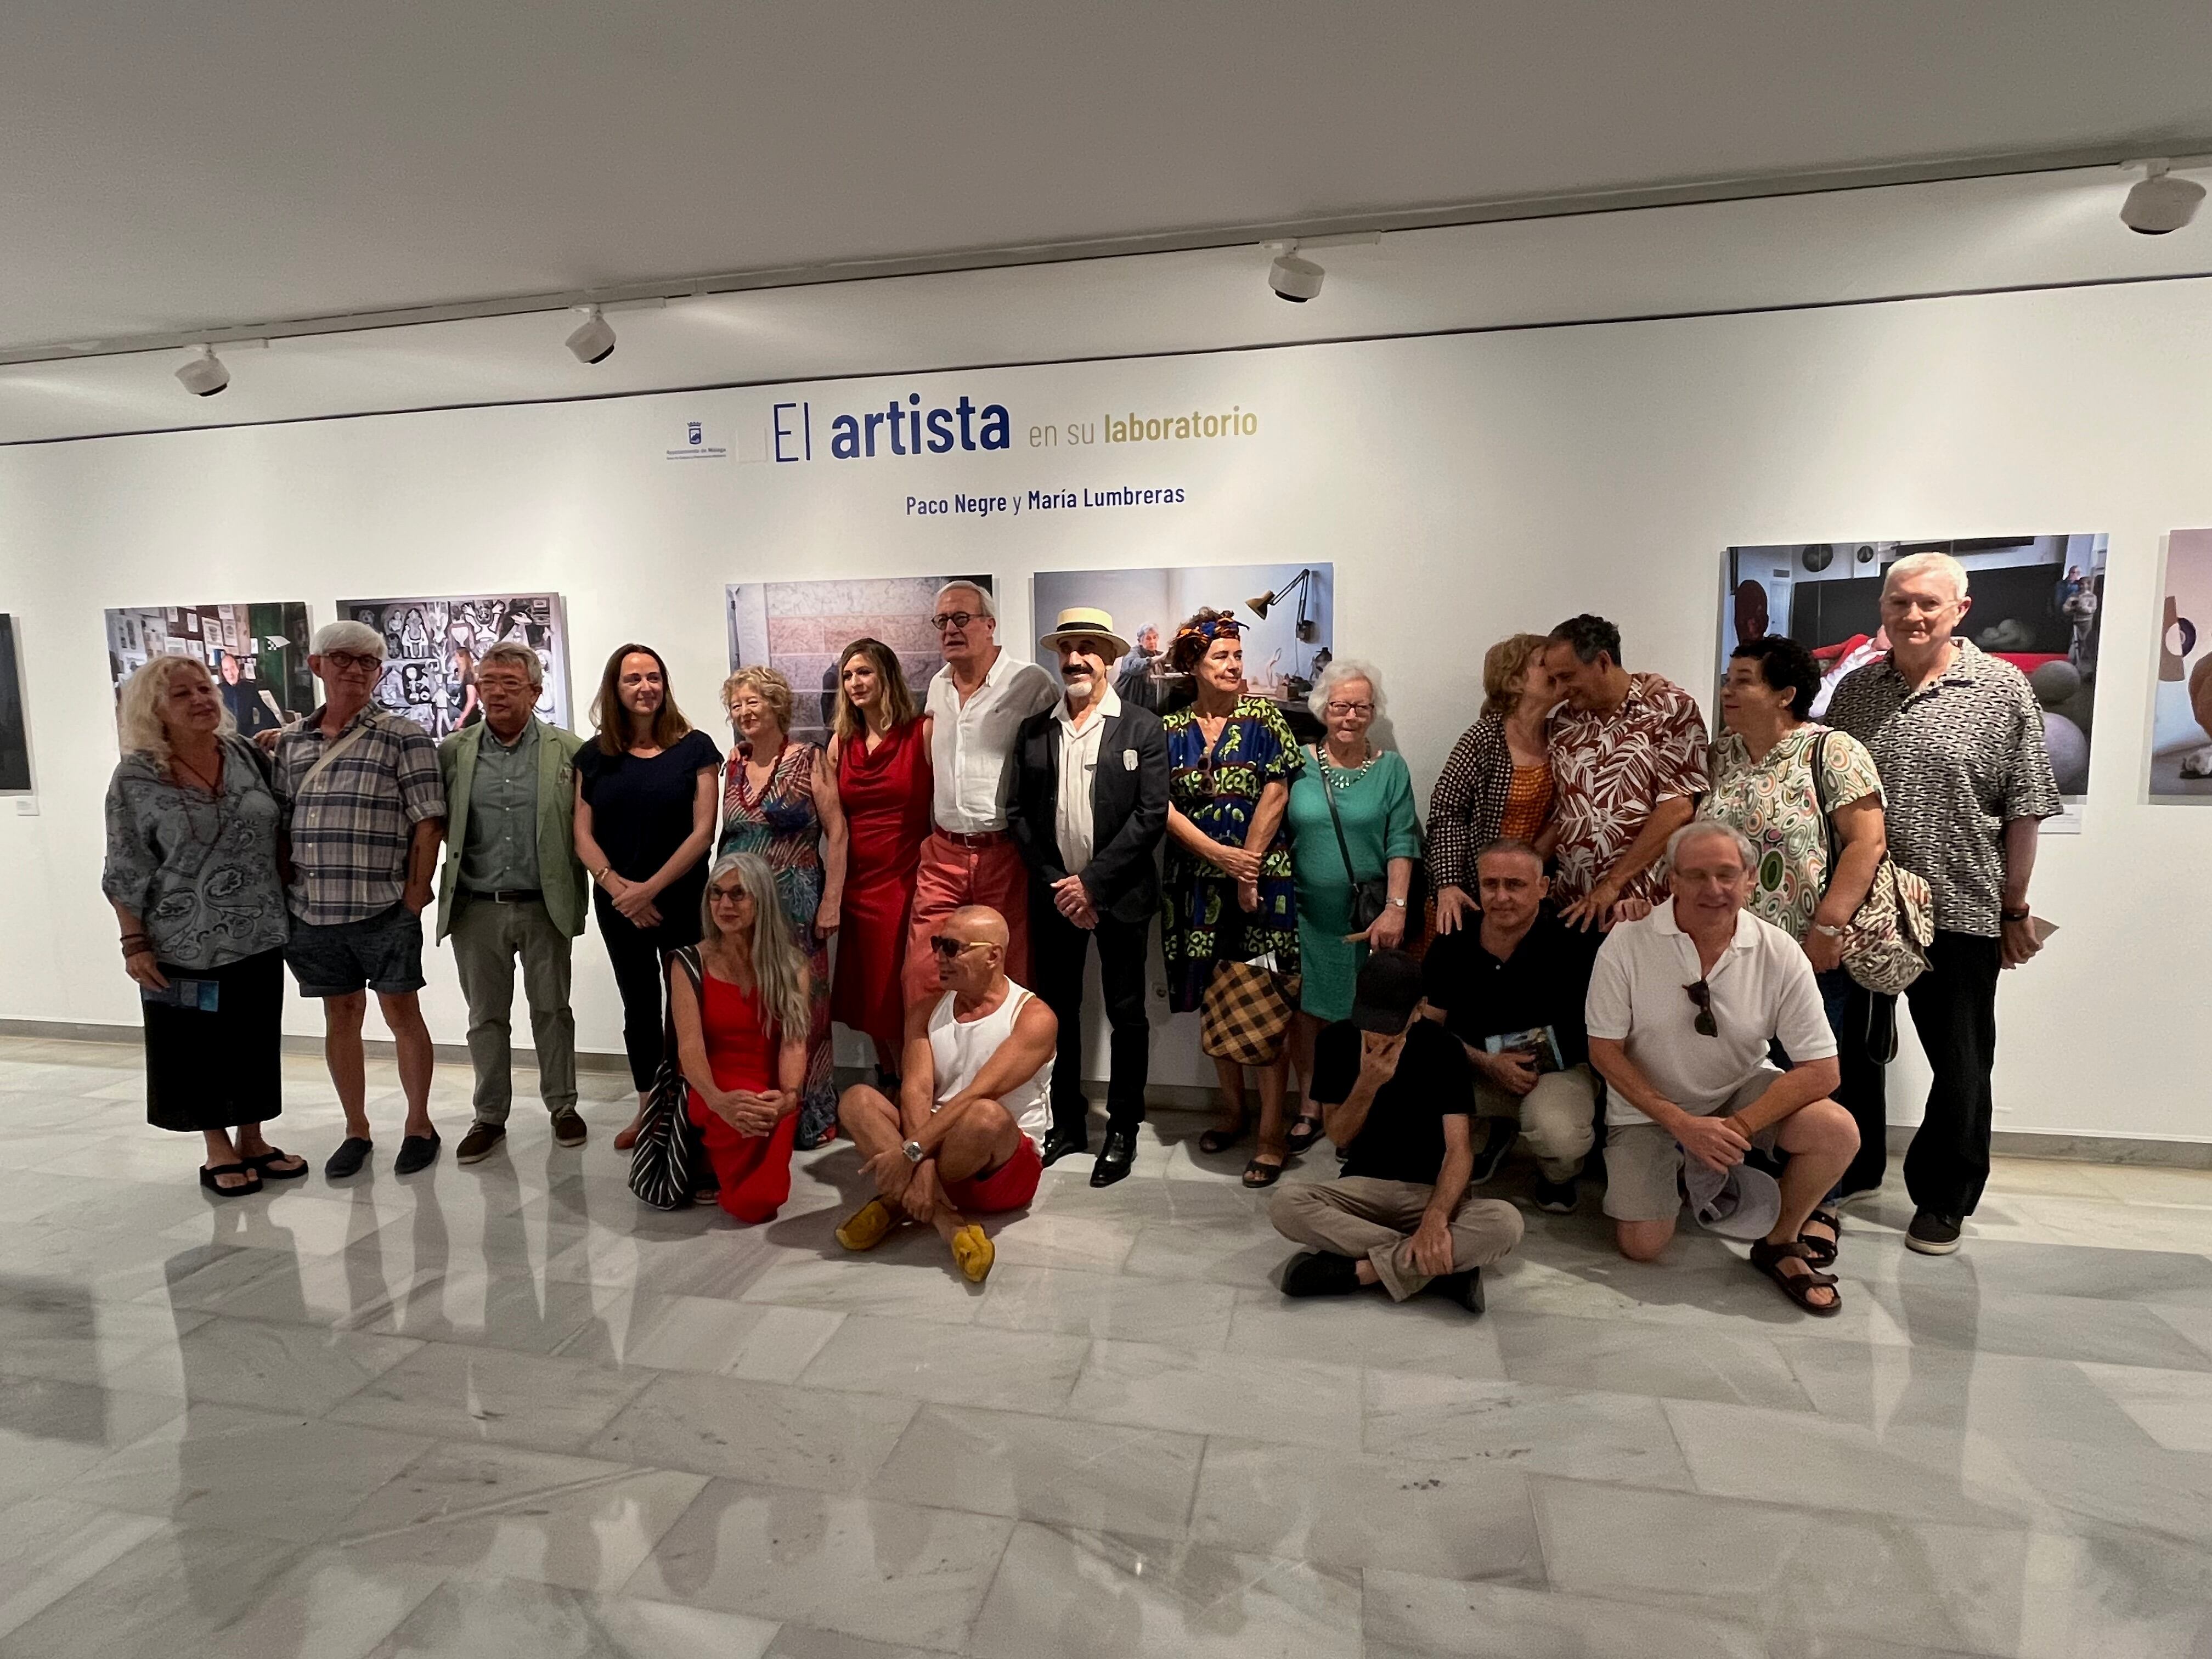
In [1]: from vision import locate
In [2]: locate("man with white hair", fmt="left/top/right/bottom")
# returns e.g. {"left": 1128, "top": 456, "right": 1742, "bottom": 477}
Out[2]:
{"left": 910, "top": 580, "right": 1058, "bottom": 986}
{"left": 1824, "top": 550, "right": 2060, "bottom": 1256}
{"left": 273, "top": 619, "right": 447, "bottom": 1178}
{"left": 434, "top": 640, "right": 590, "bottom": 1165}
{"left": 1586, "top": 819, "right": 1860, "bottom": 1314}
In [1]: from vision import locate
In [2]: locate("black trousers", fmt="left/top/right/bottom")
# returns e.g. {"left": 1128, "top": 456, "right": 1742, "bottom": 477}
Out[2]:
{"left": 1029, "top": 895, "right": 1152, "bottom": 1137}
{"left": 1824, "top": 970, "right": 1895, "bottom": 1200}
{"left": 1857, "top": 930, "right": 2004, "bottom": 1217}
{"left": 594, "top": 889, "right": 696, "bottom": 1092}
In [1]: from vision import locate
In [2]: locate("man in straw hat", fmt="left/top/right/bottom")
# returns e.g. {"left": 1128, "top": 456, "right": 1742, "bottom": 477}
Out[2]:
{"left": 1007, "top": 607, "right": 1169, "bottom": 1185}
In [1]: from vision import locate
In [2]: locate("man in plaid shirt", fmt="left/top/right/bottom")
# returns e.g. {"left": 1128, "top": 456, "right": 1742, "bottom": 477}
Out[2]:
{"left": 274, "top": 619, "right": 448, "bottom": 1178}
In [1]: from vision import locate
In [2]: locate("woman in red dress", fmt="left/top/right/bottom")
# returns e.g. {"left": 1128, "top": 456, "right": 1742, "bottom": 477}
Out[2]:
{"left": 825, "top": 638, "right": 934, "bottom": 1080}
{"left": 668, "top": 851, "right": 811, "bottom": 1224}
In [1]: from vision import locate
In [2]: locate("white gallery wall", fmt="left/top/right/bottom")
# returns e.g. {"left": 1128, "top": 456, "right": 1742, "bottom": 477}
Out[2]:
{"left": 2, "top": 274, "right": 2207, "bottom": 1143}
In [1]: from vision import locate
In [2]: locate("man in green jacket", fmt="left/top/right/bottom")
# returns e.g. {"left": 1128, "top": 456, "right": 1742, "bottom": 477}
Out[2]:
{"left": 436, "top": 641, "right": 588, "bottom": 1163}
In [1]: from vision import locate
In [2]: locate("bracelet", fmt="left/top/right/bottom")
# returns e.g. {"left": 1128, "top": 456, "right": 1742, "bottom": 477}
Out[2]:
{"left": 2000, "top": 905, "right": 2032, "bottom": 922}
{"left": 1810, "top": 923, "right": 1843, "bottom": 939}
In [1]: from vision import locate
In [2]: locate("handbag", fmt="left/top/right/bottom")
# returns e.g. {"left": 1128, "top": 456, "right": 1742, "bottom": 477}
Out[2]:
{"left": 628, "top": 946, "right": 708, "bottom": 1210}
{"left": 1812, "top": 732, "right": 1934, "bottom": 996}
{"left": 1199, "top": 959, "right": 1299, "bottom": 1065}
{"left": 1313, "top": 746, "right": 1426, "bottom": 940}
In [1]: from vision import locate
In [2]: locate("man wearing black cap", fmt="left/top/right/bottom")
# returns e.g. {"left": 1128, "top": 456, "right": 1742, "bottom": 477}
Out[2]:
{"left": 1268, "top": 949, "right": 1524, "bottom": 1312}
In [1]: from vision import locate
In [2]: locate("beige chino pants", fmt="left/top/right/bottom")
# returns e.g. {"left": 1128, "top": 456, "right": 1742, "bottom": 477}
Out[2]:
{"left": 450, "top": 895, "right": 577, "bottom": 1124}
{"left": 1473, "top": 1063, "right": 1598, "bottom": 1181}
{"left": 1271, "top": 1178, "right": 1524, "bottom": 1301}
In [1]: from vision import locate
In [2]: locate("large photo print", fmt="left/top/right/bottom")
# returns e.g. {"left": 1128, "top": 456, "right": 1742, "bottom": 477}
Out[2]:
{"left": 0, "top": 616, "right": 30, "bottom": 793}
{"left": 339, "top": 592, "right": 571, "bottom": 736}
{"left": 1723, "top": 535, "right": 2108, "bottom": 830}
{"left": 103, "top": 602, "right": 314, "bottom": 738}
{"left": 2152, "top": 527, "right": 2212, "bottom": 800}
{"left": 726, "top": 575, "right": 993, "bottom": 746}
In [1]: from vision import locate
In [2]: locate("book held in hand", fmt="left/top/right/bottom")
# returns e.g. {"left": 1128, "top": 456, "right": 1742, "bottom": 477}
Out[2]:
{"left": 1483, "top": 1025, "right": 1564, "bottom": 1073}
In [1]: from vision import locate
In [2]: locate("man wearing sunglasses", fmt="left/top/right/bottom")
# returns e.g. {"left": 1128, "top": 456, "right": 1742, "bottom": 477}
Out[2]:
{"left": 834, "top": 904, "right": 1056, "bottom": 1283}
{"left": 1585, "top": 820, "right": 1860, "bottom": 1315}
{"left": 911, "top": 582, "right": 1059, "bottom": 994}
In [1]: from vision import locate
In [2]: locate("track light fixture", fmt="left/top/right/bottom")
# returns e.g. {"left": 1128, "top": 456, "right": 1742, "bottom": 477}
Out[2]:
{"left": 2121, "top": 160, "right": 2205, "bottom": 235}
{"left": 1267, "top": 246, "right": 1325, "bottom": 304}
{"left": 565, "top": 306, "right": 617, "bottom": 364}
{"left": 174, "top": 345, "right": 230, "bottom": 397}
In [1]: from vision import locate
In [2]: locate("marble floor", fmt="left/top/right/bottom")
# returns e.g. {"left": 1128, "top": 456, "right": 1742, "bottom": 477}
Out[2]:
{"left": 0, "top": 1037, "right": 2209, "bottom": 1658}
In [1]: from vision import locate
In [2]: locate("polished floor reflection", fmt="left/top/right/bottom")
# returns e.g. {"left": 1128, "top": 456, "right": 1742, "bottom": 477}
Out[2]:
{"left": 1, "top": 1035, "right": 2209, "bottom": 1657}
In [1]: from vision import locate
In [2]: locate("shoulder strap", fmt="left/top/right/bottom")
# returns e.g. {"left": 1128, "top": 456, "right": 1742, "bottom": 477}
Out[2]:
{"left": 297, "top": 715, "right": 376, "bottom": 794}
{"left": 1312, "top": 745, "right": 1363, "bottom": 886}
{"left": 1810, "top": 729, "right": 1840, "bottom": 896}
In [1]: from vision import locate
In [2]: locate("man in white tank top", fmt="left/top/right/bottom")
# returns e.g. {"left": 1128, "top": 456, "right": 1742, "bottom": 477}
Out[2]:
{"left": 834, "top": 905, "right": 1057, "bottom": 1283}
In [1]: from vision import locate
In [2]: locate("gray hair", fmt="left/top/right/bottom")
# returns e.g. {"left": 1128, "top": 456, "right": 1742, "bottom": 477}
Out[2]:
{"left": 1307, "top": 656, "right": 1386, "bottom": 720}
{"left": 1882, "top": 550, "right": 1970, "bottom": 602}
{"left": 312, "top": 619, "right": 385, "bottom": 658}
{"left": 1474, "top": 837, "right": 1545, "bottom": 876}
{"left": 698, "top": 852, "right": 811, "bottom": 1037}
{"left": 1666, "top": 819, "right": 1756, "bottom": 875}
{"left": 477, "top": 640, "right": 543, "bottom": 687}
{"left": 931, "top": 580, "right": 996, "bottom": 622}
{"left": 116, "top": 654, "right": 234, "bottom": 767}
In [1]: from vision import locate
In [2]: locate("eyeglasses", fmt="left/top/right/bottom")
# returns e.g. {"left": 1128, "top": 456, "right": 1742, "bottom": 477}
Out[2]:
{"left": 931, "top": 611, "right": 980, "bottom": 631}
{"left": 322, "top": 651, "right": 382, "bottom": 673}
{"left": 1324, "top": 701, "right": 1375, "bottom": 718}
{"left": 707, "top": 885, "right": 752, "bottom": 906}
{"left": 927, "top": 935, "right": 990, "bottom": 960}
{"left": 1684, "top": 979, "right": 1718, "bottom": 1037}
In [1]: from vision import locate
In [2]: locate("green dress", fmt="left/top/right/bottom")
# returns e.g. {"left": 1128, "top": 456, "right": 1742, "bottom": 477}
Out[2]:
{"left": 1287, "top": 747, "right": 1420, "bottom": 1020}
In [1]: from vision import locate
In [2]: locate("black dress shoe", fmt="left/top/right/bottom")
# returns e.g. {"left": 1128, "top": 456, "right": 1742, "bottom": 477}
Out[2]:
{"left": 393, "top": 1132, "right": 442, "bottom": 1175}
{"left": 324, "top": 1137, "right": 373, "bottom": 1180}
{"left": 1039, "top": 1126, "right": 1090, "bottom": 1168}
{"left": 1424, "top": 1267, "right": 1486, "bottom": 1314}
{"left": 1282, "top": 1251, "right": 1362, "bottom": 1297}
{"left": 1089, "top": 1127, "right": 1138, "bottom": 1187}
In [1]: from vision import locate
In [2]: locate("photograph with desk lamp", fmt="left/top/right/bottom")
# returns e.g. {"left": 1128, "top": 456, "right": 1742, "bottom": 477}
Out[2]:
{"left": 1031, "top": 562, "right": 1335, "bottom": 739}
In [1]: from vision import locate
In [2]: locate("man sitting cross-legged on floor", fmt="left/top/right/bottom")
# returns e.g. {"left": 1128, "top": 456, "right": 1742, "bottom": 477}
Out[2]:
{"left": 1586, "top": 819, "right": 1860, "bottom": 1315}
{"left": 1269, "top": 949, "right": 1525, "bottom": 1313}
{"left": 834, "top": 905, "right": 1055, "bottom": 1283}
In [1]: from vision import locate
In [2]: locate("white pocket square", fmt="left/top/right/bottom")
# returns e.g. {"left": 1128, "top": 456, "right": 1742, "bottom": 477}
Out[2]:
{"left": 1122, "top": 749, "right": 1138, "bottom": 770}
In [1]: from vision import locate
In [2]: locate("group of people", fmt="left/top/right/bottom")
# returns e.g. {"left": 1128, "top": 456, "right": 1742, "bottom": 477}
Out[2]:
{"left": 101, "top": 550, "right": 2056, "bottom": 1307}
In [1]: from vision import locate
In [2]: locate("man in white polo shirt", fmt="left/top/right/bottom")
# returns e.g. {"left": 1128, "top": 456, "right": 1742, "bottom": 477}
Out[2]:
{"left": 1585, "top": 819, "right": 1859, "bottom": 1316}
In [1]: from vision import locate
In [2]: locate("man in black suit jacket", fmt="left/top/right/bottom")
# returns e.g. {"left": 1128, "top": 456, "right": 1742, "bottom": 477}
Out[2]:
{"left": 1007, "top": 607, "right": 1170, "bottom": 1186}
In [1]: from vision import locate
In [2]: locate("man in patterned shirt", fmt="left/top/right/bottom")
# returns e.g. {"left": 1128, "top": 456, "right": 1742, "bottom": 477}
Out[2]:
{"left": 1541, "top": 615, "right": 1710, "bottom": 929}
{"left": 274, "top": 620, "right": 448, "bottom": 1179}
{"left": 1826, "top": 551, "right": 2060, "bottom": 1257}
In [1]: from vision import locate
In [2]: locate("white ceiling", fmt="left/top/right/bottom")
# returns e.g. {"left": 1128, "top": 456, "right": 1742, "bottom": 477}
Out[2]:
{"left": 3, "top": 2, "right": 2211, "bottom": 442}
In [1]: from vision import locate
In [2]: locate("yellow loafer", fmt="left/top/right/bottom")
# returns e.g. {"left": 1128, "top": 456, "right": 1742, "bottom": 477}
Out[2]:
{"left": 950, "top": 1223, "right": 995, "bottom": 1284}
{"left": 835, "top": 1198, "right": 898, "bottom": 1252}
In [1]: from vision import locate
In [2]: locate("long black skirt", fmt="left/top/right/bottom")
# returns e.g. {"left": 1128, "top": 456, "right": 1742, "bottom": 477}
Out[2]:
{"left": 143, "top": 946, "right": 285, "bottom": 1132}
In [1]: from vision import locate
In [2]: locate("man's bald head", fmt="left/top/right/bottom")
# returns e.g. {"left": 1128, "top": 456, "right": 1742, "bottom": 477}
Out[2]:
{"left": 945, "top": 906, "right": 1009, "bottom": 949}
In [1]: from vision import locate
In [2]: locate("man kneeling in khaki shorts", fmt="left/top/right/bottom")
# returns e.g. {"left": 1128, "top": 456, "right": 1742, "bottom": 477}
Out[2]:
{"left": 1270, "top": 950, "right": 1523, "bottom": 1313}
{"left": 1585, "top": 821, "right": 1859, "bottom": 1316}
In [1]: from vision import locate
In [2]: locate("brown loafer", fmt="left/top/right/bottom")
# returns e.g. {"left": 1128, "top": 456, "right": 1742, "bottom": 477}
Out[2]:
{"left": 455, "top": 1122, "right": 505, "bottom": 1165}
{"left": 550, "top": 1109, "right": 587, "bottom": 1148}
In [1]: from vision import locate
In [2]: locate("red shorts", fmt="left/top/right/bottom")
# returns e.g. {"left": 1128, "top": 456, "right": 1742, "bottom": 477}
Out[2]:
{"left": 941, "top": 1133, "right": 1041, "bottom": 1214}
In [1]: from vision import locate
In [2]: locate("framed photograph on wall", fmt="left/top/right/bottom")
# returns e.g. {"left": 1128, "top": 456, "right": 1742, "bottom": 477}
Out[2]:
{"left": 1721, "top": 535, "right": 2108, "bottom": 832}
{"left": 0, "top": 614, "right": 32, "bottom": 794}
{"left": 2152, "top": 527, "right": 2212, "bottom": 801}
{"left": 726, "top": 574, "right": 992, "bottom": 747}
{"left": 103, "top": 601, "right": 315, "bottom": 739}
{"left": 337, "top": 592, "right": 571, "bottom": 737}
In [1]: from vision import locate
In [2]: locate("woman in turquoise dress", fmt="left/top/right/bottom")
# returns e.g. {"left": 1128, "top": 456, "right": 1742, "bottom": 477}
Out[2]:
{"left": 1159, "top": 610, "right": 1304, "bottom": 1186}
{"left": 718, "top": 665, "right": 848, "bottom": 1148}
{"left": 1285, "top": 661, "right": 1420, "bottom": 1148}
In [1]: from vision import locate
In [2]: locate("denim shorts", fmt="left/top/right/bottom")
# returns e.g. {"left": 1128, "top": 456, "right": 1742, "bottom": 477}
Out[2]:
{"left": 284, "top": 900, "right": 426, "bottom": 997}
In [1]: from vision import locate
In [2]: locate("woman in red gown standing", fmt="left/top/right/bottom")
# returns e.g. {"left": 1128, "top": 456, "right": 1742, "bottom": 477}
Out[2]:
{"left": 826, "top": 639, "right": 934, "bottom": 1082}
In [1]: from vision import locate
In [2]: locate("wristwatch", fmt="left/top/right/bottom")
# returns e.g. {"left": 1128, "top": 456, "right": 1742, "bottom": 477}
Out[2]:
{"left": 1387, "top": 896, "right": 1408, "bottom": 909}
{"left": 2000, "top": 906, "right": 2032, "bottom": 923}
{"left": 1810, "top": 923, "right": 1843, "bottom": 938}
{"left": 901, "top": 1139, "right": 927, "bottom": 1164}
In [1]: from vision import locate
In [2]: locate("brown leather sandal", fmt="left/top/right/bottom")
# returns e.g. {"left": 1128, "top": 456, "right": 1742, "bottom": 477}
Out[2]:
{"left": 1798, "top": 1206, "right": 1841, "bottom": 1268}
{"left": 1749, "top": 1238, "right": 1842, "bottom": 1317}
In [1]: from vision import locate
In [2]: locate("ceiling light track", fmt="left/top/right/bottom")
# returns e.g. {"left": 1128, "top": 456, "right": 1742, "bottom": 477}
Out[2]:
{"left": 12, "top": 136, "right": 2211, "bottom": 370}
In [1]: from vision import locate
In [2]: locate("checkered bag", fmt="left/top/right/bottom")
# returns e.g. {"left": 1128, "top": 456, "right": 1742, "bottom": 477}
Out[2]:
{"left": 1199, "top": 960, "right": 1300, "bottom": 1065}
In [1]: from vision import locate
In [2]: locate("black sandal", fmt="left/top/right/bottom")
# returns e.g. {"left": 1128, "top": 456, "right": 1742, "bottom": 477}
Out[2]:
{"left": 245, "top": 1149, "right": 309, "bottom": 1181}
{"left": 1798, "top": 1207, "right": 1841, "bottom": 1268}
{"left": 1749, "top": 1238, "right": 1842, "bottom": 1317}
{"left": 199, "top": 1162, "right": 263, "bottom": 1199}
{"left": 1283, "top": 1115, "right": 1325, "bottom": 1155}
{"left": 1241, "top": 1158, "right": 1284, "bottom": 1189}
{"left": 1198, "top": 1116, "right": 1250, "bottom": 1156}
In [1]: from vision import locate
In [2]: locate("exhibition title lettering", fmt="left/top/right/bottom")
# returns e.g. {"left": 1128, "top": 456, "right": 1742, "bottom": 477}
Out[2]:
{"left": 771, "top": 394, "right": 1259, "bottom": 462}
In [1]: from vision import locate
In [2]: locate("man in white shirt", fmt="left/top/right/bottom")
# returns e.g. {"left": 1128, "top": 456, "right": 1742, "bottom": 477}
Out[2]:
{"left": 909, "top": 582, "right": 1059, "bottom": 989}
{"left": 1007, "top": 607, "right": 1169, "bottom": 1185}
{"left": 1585, "top": 820, "right": 1860, "bottom": 1315}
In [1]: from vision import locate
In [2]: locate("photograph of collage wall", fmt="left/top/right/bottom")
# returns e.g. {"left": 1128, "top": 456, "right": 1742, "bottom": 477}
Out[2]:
{"left": 340, "top": 592, "right": 572, "bottom": 736}
{"left": 2153, "top": 526, "right": 2212, "bottom": 800}
{"left": 1724, "top": 534, "right": 2108, "bottom": 830}
{"left": 103, "top": 602, "right": 315, "bottom": 738}
{"left": 726, "top": 575, "right": 992, "bottom": 746}
{"left": 0, "top": 616, "right": 30, "bottom": 793}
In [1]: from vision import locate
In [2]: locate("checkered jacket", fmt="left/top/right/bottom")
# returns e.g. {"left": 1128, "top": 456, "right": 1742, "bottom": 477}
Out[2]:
{"left": 274, "top": 707, "right": 446, "bottom": 926}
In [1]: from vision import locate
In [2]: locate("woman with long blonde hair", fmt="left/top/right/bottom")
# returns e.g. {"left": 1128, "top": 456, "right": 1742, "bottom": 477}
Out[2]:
{"left": 1426, "top": 632, "right": 1561, "bottom": 935}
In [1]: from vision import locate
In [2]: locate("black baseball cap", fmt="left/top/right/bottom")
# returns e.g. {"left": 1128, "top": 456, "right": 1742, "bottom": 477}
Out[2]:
{"left": 1350, "top": 949, "right": 1424, "bottom": 1034}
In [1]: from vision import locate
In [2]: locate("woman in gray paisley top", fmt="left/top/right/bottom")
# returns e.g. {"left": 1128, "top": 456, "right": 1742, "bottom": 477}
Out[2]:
{"left": 103, "top": 655, "right": 301, "bottom": 1195}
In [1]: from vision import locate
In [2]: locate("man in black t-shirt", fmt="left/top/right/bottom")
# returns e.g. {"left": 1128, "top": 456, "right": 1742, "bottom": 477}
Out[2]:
{"left": 1269, "top": 951, "right": 1525, "bottom": 1313}
{"left": 1420, "top": 839, "right": 1606, "bottom": 1214}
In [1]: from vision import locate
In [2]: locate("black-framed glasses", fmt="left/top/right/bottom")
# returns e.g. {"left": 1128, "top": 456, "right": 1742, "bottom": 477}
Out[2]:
{"left": 321, "top": 650, "right": 382, "bottom": 673}
{"left": 1684, "top": 979, "right": 1718, "bottom": 1037}
{"left": 931, "top": 611, "right": 979, "bottom": 631}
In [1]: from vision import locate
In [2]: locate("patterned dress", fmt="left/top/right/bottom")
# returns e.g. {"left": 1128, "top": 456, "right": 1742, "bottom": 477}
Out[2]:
{"left": 718, "top": 741, "right": 836, "bottom": 1145}
{"left": 1160, "top": 697, "right": 1303, "bottom": 1013}
{"left": 1699, "top": 726, "right": 1883, "bottom": 941}
{"left": 1547, "top": 674, "right": 1711, "bottom": 906}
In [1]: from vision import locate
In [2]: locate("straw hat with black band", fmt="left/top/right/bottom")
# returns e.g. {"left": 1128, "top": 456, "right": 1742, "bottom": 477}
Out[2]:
{"left": 1038, "top": 606, "right": 1131, "bottom": 660}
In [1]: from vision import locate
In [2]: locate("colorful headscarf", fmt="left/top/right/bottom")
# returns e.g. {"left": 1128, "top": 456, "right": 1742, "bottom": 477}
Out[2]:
{"left": 1169, "top": 610, "right": 1243, "bottom": 674}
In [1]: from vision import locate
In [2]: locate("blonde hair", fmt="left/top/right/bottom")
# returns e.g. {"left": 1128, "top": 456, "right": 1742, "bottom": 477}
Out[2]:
{"left": 721, "top": 664, "right": 794, "bottom": 733}
{"left": 1481, "top": 633, "right": 1550, "bottom": 719}
{"left": 830, "top": 638, "right": 920, "bottom": 744}
{"left": 117, "top": 655, "right": 234, "bottom": 769}
{"left": 698, "top": 852, "right": 811, "bottom": 1036}
{"left": 1883, "top": 551, "right": 1970, "bottom": 602}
